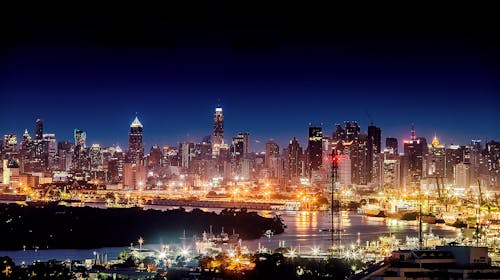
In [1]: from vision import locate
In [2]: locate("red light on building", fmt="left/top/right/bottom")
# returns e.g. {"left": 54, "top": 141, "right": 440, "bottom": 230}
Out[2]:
{"left": 332, "top": 155, "right": 340, "bottom": 164}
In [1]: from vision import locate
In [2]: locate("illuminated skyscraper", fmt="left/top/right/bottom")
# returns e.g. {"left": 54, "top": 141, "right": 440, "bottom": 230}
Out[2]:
{"left": 403, "top": 125, "right": 428, "bottom": 187}
{"left": 308, "top": 125, "right": 323, "bottom": 172}
{"left": 212, "top": 106, "right": 224, "bottom": 156}
{"left": 128, "top": 116, "right": 144, "bottom": 164}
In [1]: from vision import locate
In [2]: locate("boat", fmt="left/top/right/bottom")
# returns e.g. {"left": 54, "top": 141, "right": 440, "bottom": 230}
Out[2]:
{"left": 284, "top": 201, "right": 301, "bottom": 211}
{"left": 360, "top": 204, "right": 386, "bottom": 218}
{"left": 421, "top": 214, "right": 437, "bottom": 224}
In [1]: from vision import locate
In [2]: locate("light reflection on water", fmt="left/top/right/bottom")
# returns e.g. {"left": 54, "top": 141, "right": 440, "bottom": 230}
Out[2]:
{"left": 0, "top": 206, "right": 459, "bottom": 264}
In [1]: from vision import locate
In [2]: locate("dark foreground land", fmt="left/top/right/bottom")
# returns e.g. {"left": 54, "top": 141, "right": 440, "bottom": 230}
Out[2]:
{"left": 0, "top": 204, "right": 285, "bottom": 250}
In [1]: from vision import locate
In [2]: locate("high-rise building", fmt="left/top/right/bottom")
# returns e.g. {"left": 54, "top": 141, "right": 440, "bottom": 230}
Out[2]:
{"left": 2, "top": 134, "right": 17, "bottom": 153}
{"left": 332, "top": 121, "right": 369, "bottom": 185}
{"left": 445, "top": 144, "right": 464, "bottom": 184}
{"left": 287, "top": 137, "right": 303, "bottom": 180}
{"left": 74, "top": 129, "right": 87, "bottom": 149}
{"left": 382, "top": 149, "right": 401, "bottom": 190}
{"left": 265, "top": 141, "right": 280, "bottom": 168}
{"left": 308, "top": 126, "right": 323, "bottom": 172}
{"left": 403, "top": 125, "right": 428, "bottom": 187}
{"left": 123, "top": 162, "right": 146, "bottom": 190}
{"left": 367, "top": 125, "right": 382, "bottom": 182}
{"left": 127, "top": 116, "right": 144, "bottom": 164}
{"left": 35, "top": 118, "right": 43, "bottom": 140}
{"left": 90, "top": 144, "right": 103, "bottom": 170}
{"left": 179, "top": 142, "right": 195, "bottom": 169}
{"left": 231, "top": 132, "right": 249, "bottom": 158}
{"left": 385, "top": 137, "right": 398, "bottom": 154}
{"left": 42, "top": 134, "right": 57, "bottom": 170}
{"left": 195, "top": 136, "right": 212, "bottom": 160}
{"left": 454, "top": 162, "right": 471, "bottom": 188}
{"left": 57, "top": 141, "right": 73, "bottom": 171}
{"left": 72, "top": 129, "right": 88, "bottom": 172}
{"left": 147, "top": 145, "right": 163, "bottom": 168}
{"left": 212, "top": 106, "right": 224, "bottom": 156}
{"left": 424, "top": 135, "right": 445, "bottom": 178}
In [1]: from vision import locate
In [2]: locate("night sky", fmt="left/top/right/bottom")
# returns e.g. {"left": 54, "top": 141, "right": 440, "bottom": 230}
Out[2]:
{"left": 1, "top": 9, "right": 499, "bottom": 152}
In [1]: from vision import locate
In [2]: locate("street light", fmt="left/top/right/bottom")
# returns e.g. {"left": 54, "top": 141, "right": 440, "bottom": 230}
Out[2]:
{"left": 138, "top": 237, "right": 144, "bottom": 251}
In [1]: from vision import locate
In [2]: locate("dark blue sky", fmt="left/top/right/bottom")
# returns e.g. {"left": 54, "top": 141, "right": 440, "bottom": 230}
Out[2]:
{"left": 0, "top": 10, "right": 499, "bottom": 152}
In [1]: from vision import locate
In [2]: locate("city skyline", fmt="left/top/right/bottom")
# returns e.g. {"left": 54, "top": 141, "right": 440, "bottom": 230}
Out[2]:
{"left": 1, "top": 108, "right": 497, "bottom": 154}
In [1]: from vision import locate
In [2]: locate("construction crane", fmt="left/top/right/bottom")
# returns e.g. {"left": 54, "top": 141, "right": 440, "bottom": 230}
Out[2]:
{"left": 435, "top": 176, "right": 442, "bottom": 200}
{"left": 477, "top": 179, "right": 483, "bottom": 206}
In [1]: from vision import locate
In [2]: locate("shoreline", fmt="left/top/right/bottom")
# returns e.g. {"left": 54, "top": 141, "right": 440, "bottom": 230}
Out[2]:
{"left": 0, "top": 203, "right": 285, "bottom": 251}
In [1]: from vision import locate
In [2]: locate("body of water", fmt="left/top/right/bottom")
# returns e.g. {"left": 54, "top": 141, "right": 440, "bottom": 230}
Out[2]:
{"left": 0, "top": 205, "right": 460, "bottom": 264}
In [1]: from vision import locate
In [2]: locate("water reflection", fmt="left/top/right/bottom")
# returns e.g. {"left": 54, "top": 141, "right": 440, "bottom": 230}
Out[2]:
{"left": 0, "top": 208, "right": 459, "bottom": 264}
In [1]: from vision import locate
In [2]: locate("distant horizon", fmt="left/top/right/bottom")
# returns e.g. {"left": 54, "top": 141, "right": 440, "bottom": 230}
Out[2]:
{"left": 2, "top": 110, "right": 497, "bottom": 154}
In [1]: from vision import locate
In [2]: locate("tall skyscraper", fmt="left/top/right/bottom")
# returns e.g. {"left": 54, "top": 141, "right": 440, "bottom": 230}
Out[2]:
{"left": 287, "top": 137, "right": 303, "bottom": 180}
{"left": 212, "top": 106, "right": 224, "bottom": 156}
{"left": 308, "top": 125, "right": 323, "bottom": 172}
{"left": 367, "top": 125, "right": 382, "bottom": 182}
{"left": 128, "top": 116, "right": 144, "bottom": 164}
{"left": 403, "top": 125, "right": 427, "bottom": 187}
{"left": 385, "top": 137, "right": 398, "bottom": 154}
{"left": 35, "top": 118, "right": 43, "bottom": 140}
